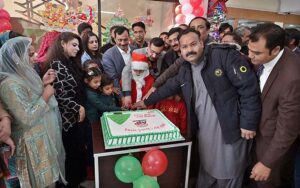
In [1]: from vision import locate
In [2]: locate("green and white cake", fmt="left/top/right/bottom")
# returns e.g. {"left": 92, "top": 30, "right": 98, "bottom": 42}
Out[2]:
{"left": 101, "top": 109, "right": 184, "bottom": 149}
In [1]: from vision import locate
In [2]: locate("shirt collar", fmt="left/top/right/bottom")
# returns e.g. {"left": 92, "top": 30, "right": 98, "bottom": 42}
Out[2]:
{"left": 117, "top": 45, "right": 131, "bottom": 54}
{"left": 263, "top": 49, "right": 284, "bottom": 71}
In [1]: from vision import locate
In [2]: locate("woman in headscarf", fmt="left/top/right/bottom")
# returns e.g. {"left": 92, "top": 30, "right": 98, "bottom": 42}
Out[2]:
{"left": 44, "top": 32, "right": 86, "bottom": 188}
{"left": 0, "top": 37, "right": 66, "bottom": 188}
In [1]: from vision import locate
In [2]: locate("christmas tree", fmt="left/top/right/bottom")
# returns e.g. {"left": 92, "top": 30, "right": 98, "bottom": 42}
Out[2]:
{"left": 207, "top": 0, "right": 227, "bottom": 41}
{"left": 102, "top": 6, "right": 131, "bottom": 44}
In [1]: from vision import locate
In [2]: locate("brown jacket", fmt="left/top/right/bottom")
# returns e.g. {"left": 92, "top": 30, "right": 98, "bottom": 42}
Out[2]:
{"left": 256, "top": 48, "right": 300, "bottom": 169}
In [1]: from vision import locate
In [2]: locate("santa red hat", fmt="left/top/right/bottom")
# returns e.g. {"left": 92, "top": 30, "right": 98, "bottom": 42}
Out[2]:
{"left": 131, "top": 52, "right": 149, "bottom": 70}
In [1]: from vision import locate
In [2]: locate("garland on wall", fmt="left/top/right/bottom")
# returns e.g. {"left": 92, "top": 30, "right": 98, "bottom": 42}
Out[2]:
{"left": 39, "top": 2, "right": 96, "bottom": 32}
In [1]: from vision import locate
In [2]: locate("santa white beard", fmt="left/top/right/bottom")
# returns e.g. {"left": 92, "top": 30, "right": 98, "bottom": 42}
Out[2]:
{"left": 132, "top": 70, "right": 149, "bottom": 102}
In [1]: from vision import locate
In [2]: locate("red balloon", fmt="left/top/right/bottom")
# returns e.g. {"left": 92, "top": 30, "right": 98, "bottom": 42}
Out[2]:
{"left": 193, "top": 6, "right": 204, "bottom": 17}
{"left": 0, "top": 9, "right": 10, "bottom": 21}
{"left": 0, "top": 19, "right": 11, "bottom": 32}
{"left": 190, "top": 0, "right": 203, "bottom": 8}
{"left": 142, "top": 149, "right": 168, "bottom": 177}
{"left": 175, "top": 5, "right": 182, "bottom": 15}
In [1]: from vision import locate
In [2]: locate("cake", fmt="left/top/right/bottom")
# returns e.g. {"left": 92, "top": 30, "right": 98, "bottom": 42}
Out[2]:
{"left": 101, "top": 109, "right": 185, "bottom": 149}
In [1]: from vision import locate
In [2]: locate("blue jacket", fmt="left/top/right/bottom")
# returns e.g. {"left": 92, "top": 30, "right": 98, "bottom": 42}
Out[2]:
{"left": 85, "top": 87, "right": 121, "bottom": 123}
{"left": 145, "top": 44, "right": 261, "bottom": 144}
{"left": 102, "top": 45, "right": 136, "bottom": 96}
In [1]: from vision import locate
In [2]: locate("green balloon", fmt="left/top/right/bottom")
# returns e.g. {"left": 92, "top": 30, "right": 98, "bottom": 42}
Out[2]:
{"left": 114, "top": 155, "right": 143, "bottom": 183}
{"left": 133, "top": 176, "right": 160, "bottom": 188}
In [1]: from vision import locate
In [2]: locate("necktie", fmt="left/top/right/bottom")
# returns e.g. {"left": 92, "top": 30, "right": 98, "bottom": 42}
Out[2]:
{"left": 256, "top": 64, "right": 264, "bottom": 78}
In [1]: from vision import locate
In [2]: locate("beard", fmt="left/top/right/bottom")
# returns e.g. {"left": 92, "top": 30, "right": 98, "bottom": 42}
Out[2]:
{"left": 132, "top": 70, "right": 149, "bottom": 102}
{"left": 132, "top": 70, "right": 150, "bottom": 88}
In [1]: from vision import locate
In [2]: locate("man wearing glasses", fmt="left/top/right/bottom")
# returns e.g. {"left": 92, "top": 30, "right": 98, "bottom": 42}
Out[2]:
{"left": 121, "top": 37, "right": 165, "bottom": 107}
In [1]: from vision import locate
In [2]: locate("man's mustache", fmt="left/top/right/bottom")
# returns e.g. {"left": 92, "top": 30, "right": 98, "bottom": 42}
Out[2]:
{"left": 186, "top": 51, "right": 197, "bottom": 57}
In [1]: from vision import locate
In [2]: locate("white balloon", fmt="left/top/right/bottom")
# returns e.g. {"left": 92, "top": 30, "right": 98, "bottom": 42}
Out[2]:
{"left": 179, "top": 0, "right": 190, "bottom": 5}
{"left": 185, "top": 14, "right": 196, "bottom": 25}
{"left": 182, "top": 3, "right": 193, "bottom": 15}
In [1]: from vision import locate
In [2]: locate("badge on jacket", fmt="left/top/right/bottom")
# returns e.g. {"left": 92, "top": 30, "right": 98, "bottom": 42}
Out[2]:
{"left": 239, "top": 66, "right": 247, "bottom": 73}
{"left": 215, "top": 68, "right": 223, "bottom": 77}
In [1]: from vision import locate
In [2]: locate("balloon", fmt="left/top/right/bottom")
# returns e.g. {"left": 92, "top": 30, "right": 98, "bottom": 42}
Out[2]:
{"left": 0, "top": 0, "right": 4, "bottom": 9}
{"left": 133, "top": 175, "right": 160, "bottom": 188}
{"left": 185, "top": 14, "right": 196, "bottom": 24}
{"left": 142, "top": 149, "right": 168, "bottom": 177}
{"left": 0, "top": 9, "right": 10, "bottom": 21}
{"left": 190, "top": 0, "right": 203, "bottom": 8}
{"left": 175, "top": 5, "right": 182, "bottom": 15}
{"left": 181, "top": 3, "right": 193, "bottom": 15}
{"left": 0, "top": 19, "right": 11, "bottom": 33}
{"left": 175, "top": 14, "right": 186, "bottom": 24}
{"left": 193, "top": 6, "right": 204, "bottom": 17}
{"left": 114, "top": 155, "right": 143, "bottom": 183}
{"left": 179, "top": 0, "right": 190, "bottom": 5}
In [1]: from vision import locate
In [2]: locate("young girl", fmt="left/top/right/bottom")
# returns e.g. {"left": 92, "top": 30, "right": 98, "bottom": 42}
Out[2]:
{"left": 83, "top": 67, "right": 101, "bottom": 180}
{"left": 85, "top": 73, "right": 122, "bottom": 124}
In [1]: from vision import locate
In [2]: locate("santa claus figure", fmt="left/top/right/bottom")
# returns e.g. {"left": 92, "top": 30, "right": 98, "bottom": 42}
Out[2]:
{"left": 130, "top": 52, "right": 155, "bottom": 104}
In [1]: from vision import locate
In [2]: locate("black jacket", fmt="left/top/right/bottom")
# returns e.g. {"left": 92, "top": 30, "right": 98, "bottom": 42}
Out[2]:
{"left": 145, "top": 44, "right": 261, "bottom": 144}
{"left": 160, "top": 49, "right": 179, "bottom": 73}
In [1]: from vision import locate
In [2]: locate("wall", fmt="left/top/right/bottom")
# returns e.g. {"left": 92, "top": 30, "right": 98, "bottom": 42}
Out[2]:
{"left": 226, "top": 0, "right": 279, "bottom": 12}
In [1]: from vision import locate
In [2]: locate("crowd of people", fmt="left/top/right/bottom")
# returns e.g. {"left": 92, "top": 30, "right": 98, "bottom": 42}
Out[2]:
{"left": 0, "top": 16, "right": 299, "bottom": 188}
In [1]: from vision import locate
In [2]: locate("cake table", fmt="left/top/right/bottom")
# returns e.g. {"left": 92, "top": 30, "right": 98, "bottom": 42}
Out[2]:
{"left": 92, "top": 119, "right": 192, "bottom": 188}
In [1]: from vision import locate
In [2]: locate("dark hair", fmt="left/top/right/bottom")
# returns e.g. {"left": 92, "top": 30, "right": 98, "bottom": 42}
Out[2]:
{"left": 222, "top": 32, "right": 242, "bottom": 46}
{"left": 44, "top": 32, "right": 83, "bottom": 73}
{"left": 82, "top": 59, "right": 99, "bottom": 70}
{"left": 100, "top": 74, "right": 114, "bottom": 87}
{"left": 285, "top": 28, "right": 300, "bottom": 46}
{"left": 110, "top": 25, "right": 119, "bottom": 34}
{"left": 235, "top": 26, "right": 251, "bottom": 38}
{"left": 189, "top": 17, "right": 211, "bottom": 30}
{"left": 82, "top": 31, "right": 101, "bottom": 59}
{"left": 149, "top": 37, "right": 164, "bottom": 47}
{"left": 249, "top": 23, "right": 285, "bottom": 54}
{"left": 85, "top": 67, "right": 102, "bottom": 81}
{"left": 168, "top": 27, "right": 182, "bottom": 37}
{"left": 159, "top": 32, "right": 168, "bottom": 38}
{"left": 9, "top": 31, "right": 24, "bottom": 38}
{"left": 219, "top": 23, "right": 233, "bottom": 34}
{"left": 132, "top": 21, "right": 146, "bottom": 31}
{"left": 177, "top": 28, "right": 201, "bottom": 41}
{"left": 178, "top": 24, "right": 189, "bottom": 30}
{"left": 114, "top": 26, "right": 129, "bottom": 36}
{"left": 77, "top": 22, "right": 93, "bottom": 35}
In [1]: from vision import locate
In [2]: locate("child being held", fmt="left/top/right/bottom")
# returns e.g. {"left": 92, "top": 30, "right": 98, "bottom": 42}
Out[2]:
{"left": 155, "top": 94, "right": 187, "bottom": 135}
{"left": 85, "top": 71, "right": 123, "bottom": 124}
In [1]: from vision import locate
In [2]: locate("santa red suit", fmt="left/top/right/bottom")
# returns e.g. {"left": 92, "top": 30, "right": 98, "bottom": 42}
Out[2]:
{"left": 131, "top": 75, "right": 154, "bottom": 104}
{"left": 155, "top": 96, "right": 187, "bottom": 134}
{"left": 130, "top": 53, "right": 155, "bottom": 104}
